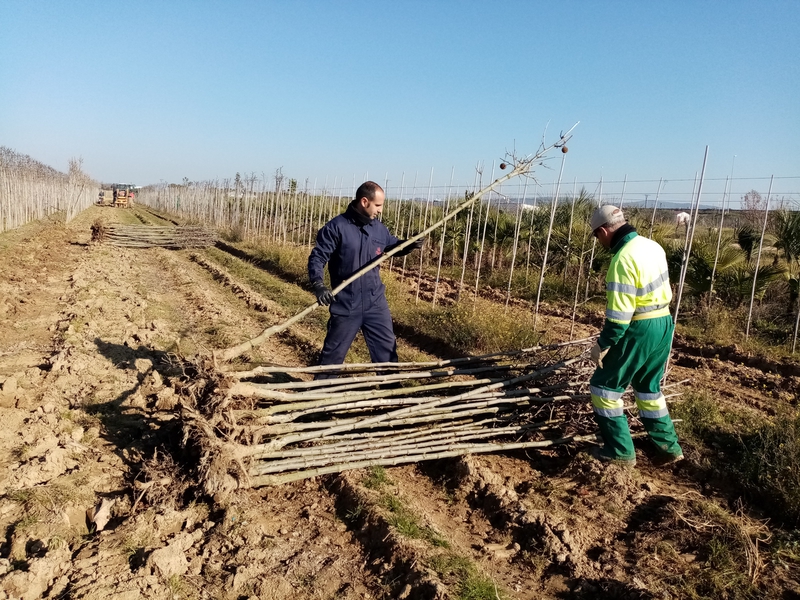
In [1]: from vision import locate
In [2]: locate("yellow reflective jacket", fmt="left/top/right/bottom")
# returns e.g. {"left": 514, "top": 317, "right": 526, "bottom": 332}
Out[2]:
{"left": 599, "top": 230, "right": 672, "bottom": 347}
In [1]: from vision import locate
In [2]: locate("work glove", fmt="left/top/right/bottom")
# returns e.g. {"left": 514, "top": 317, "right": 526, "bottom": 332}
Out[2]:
{"left": 590, "top": 342, "right": 610, "bottom": 368}
{"left": 311, "top": 281, "right": 335, "bottom": 306}
{"left": 393, "top": 237, "right": 425, "bottom": 256}
{"left": 407, "top": 237, "right": 425, "bottom": 251}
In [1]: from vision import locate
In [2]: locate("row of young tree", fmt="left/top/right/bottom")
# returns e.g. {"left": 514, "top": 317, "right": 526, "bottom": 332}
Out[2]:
{"left": 0, "top": 147, "right": 99, "bottom": 232}
{"left": 136, "top": 174, "right": 800, "bottom": 350}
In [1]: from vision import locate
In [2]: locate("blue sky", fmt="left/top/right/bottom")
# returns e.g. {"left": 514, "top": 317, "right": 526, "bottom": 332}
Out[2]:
{"left": 1, "top": 1, "right": 798, "bottom": 207}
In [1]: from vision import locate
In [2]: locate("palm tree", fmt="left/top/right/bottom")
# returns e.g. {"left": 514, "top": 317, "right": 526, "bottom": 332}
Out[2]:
{"left": 720, "top": 263, "right": 785, "bottom": 308}
{"left": 682, "top": 231, "right": 745, "bottom": 297}
{"left": 685, "top": 231, "right": 786, "bottom": 307}
{"left": 735, "top": 223, "right": 760, "bottom": 262}
{"left": 773, "top": 209, "right": 800, "bottom": 311}
{"left": 664, "top": 230, "right": 784, "bottom": 308}
{"left": 774, "top": 210, "right": 800, "bottom": 266}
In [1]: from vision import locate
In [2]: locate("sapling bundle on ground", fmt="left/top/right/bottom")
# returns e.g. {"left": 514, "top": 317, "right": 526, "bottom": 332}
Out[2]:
{"left": 92, "top": 223, "right": 217, "bottom": 248}
{"left": 178, "top": 339, "right": 627, "bottom": 493}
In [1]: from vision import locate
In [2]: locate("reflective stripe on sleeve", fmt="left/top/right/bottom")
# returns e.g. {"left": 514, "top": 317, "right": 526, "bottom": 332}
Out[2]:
{"left": 607, "top": 271, "right": 670, "bottom": 297}
{"left": 606, "top": 281, "right": 638, "bottom": 295}
{"left": 606, "top": 308, "right": 634, "bottom": 322}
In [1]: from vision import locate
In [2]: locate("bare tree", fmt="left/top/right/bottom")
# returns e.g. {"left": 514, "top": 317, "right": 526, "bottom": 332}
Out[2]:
{"left": 742, "top": 189, "right": 767, "bottom": 224}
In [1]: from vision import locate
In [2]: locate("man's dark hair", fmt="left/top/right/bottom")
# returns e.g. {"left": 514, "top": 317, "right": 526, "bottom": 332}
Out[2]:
{"left": 355, "top": 181, "right": 383, "bottom": 203}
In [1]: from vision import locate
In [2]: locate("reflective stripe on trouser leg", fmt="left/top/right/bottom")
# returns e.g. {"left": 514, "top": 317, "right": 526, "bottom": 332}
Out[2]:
{"left": 633, "top": 390, "right": 682, "bottom": 456}
{"left": 590, "top": 385, "right": 635, "bottom": 461}
{"left": 633, "top": 391, "right": 669, "bottom": 419}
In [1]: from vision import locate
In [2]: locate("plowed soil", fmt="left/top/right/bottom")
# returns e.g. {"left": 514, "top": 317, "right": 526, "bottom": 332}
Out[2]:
{"left": 0, "top": 206, "right": 798, "bottom": 599}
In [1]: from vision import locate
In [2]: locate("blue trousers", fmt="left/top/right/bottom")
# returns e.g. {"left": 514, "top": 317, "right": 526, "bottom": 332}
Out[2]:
{"left": 317, "top": 296, "right": 398, "bottom": 378}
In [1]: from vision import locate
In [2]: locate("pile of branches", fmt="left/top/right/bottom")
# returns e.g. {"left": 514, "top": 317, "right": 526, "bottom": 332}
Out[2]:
{"left": 92, "top": 223, "right": 217, "bottom": 248}
{"left": 179, "top": 339, "right": 623, "bottom": 494}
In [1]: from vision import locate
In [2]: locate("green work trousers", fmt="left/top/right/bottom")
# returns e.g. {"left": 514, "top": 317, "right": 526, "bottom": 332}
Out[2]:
{"left": 589, "top": 315, "right": 682, "bottom": 461}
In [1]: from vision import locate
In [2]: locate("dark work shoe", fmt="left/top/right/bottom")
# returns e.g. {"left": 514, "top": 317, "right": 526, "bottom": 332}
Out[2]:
{"left": 654, "top": 453, "right": 684, "bottom": 467}
{"left": 590, "top": 446, "right": 636, "bottom": 467}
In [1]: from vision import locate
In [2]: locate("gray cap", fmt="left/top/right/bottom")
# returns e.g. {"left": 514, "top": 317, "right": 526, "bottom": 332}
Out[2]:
{"left": 590, "top": 205, "right": 624, "bottom": 231}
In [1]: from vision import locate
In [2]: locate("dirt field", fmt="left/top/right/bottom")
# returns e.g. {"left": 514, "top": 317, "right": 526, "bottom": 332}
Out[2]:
{"left": 0, "top": 206, "right": 798, "bottom": 599}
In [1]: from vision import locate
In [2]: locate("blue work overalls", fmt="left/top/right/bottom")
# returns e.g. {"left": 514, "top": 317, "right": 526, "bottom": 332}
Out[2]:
{"left": 308, "top": 202, "right": 401, "bottom": 370}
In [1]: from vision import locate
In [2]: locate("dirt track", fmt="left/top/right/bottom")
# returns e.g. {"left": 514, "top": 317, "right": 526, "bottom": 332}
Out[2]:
{"left": 0, "top": 206, "right": 797, "bottom": 599}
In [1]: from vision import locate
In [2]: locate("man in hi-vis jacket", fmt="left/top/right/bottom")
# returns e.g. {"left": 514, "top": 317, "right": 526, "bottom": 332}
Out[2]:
{"left": 588, "top": 205, "right": 683, "bottom": 466}
{"left": 308, "top": 181, "right": 422, "bottom": 374}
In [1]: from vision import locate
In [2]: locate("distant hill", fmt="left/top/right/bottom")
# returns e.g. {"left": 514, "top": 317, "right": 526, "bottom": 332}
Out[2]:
{"left": 490, "top": 198, "right": 720, "bottom": 212}
{"left": 622, "top": 200, "right": 717, "bottom": 210}
{"left": 404, "top": 197, "right": 727, "bottom": 211}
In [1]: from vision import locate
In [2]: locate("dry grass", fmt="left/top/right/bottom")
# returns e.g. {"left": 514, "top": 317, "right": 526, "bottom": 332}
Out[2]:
{"left": 9, "top": 475, "right": 96, "bottom": 523}
{"left": 632, "top": 494, "right": 770, "bottom": 599}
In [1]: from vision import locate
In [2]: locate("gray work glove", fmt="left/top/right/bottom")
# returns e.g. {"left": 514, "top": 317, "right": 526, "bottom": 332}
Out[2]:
{"left": 590, "top": 342, "right": 610, "bottom": 368}
{"left": 311, "top": 281, "right": 335, "bottom": 306}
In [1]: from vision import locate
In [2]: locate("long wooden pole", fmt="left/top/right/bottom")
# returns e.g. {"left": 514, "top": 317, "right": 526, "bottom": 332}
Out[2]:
{"left": 504, "top": 183, "right": 526, "bottom": 308}
{"left": 458, "top": 164, "right": 482, "bottom": 301}
{"left": 228, "top": 337, "right": 594, "bottom": 376}
{"left": 648, "top": 178, "right": 665, "bottom": 237}
{"left": 745, "top": 175, "right": 774, "bottom": 339}
{"left": 666, "top": 146, "right": 709, "bottom": 377}
{"left": 533, "top": 150, "right": 567, "bottom": 328}
{"left": 400, "top": 172, "right": 418, "bottom": 281}
{"left": 617, "top": 175, "right": 628, "bottom": 209}
{"left": 474, "top": 164, "right": 495, "bottom": 300}
{"left": 562, "top": 177, "right": 578, "bottom": 282}
{"left": 524, "top": 181, "right": 539, "bottom": 284}
{"left": 584, "top": 177, "right": 602, "bottom": 302}
{"left": 708, "top": 175, "right": 731, "bottom": 301}
{"left": 676, "top": 171, "right": 700, "bottom": 298}
{"left": 415, "top": 168, "right": 434, "bottom": 303}
{"left": 673, "top": 169, "right": 703, "bottom": 327}
{"left": 246, "top": 355, "right": 583, "bottom": 453}
{"left": 249, "top": 433, "right": 601, "bottom": 486}
{"left": 389, "top": 172, "right": 405, "bottom": 272}
{"left": 432, "top": 167, "right": 455, "bottom": 306}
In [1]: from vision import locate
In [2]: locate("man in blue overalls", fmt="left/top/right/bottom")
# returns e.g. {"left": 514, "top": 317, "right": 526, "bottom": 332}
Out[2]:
{"left": 308, "top": 181, "right": 422, "bottom": 373}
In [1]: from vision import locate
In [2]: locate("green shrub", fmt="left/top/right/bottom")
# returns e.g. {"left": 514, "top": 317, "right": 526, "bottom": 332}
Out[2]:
{"left": 674, "top": 393, "right": 800, "bottom": 526}
{"left": 736, "top": 410, "right": 800, "bottom": 526}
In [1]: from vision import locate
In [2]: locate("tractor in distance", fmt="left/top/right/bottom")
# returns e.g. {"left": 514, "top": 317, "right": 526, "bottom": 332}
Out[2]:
{"left": 98, "top": 183, "right": 136, "bottom": 208}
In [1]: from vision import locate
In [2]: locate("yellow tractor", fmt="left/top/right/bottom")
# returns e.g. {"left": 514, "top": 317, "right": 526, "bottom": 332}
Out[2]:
{"left": 111, "top": 184, "right": 135, "bottom": 208}
{"left": 97, "top": 184, "right": 135, "bottom": 207}
{"left": 111, "top": 183, "right": 133, "bottom": 208}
